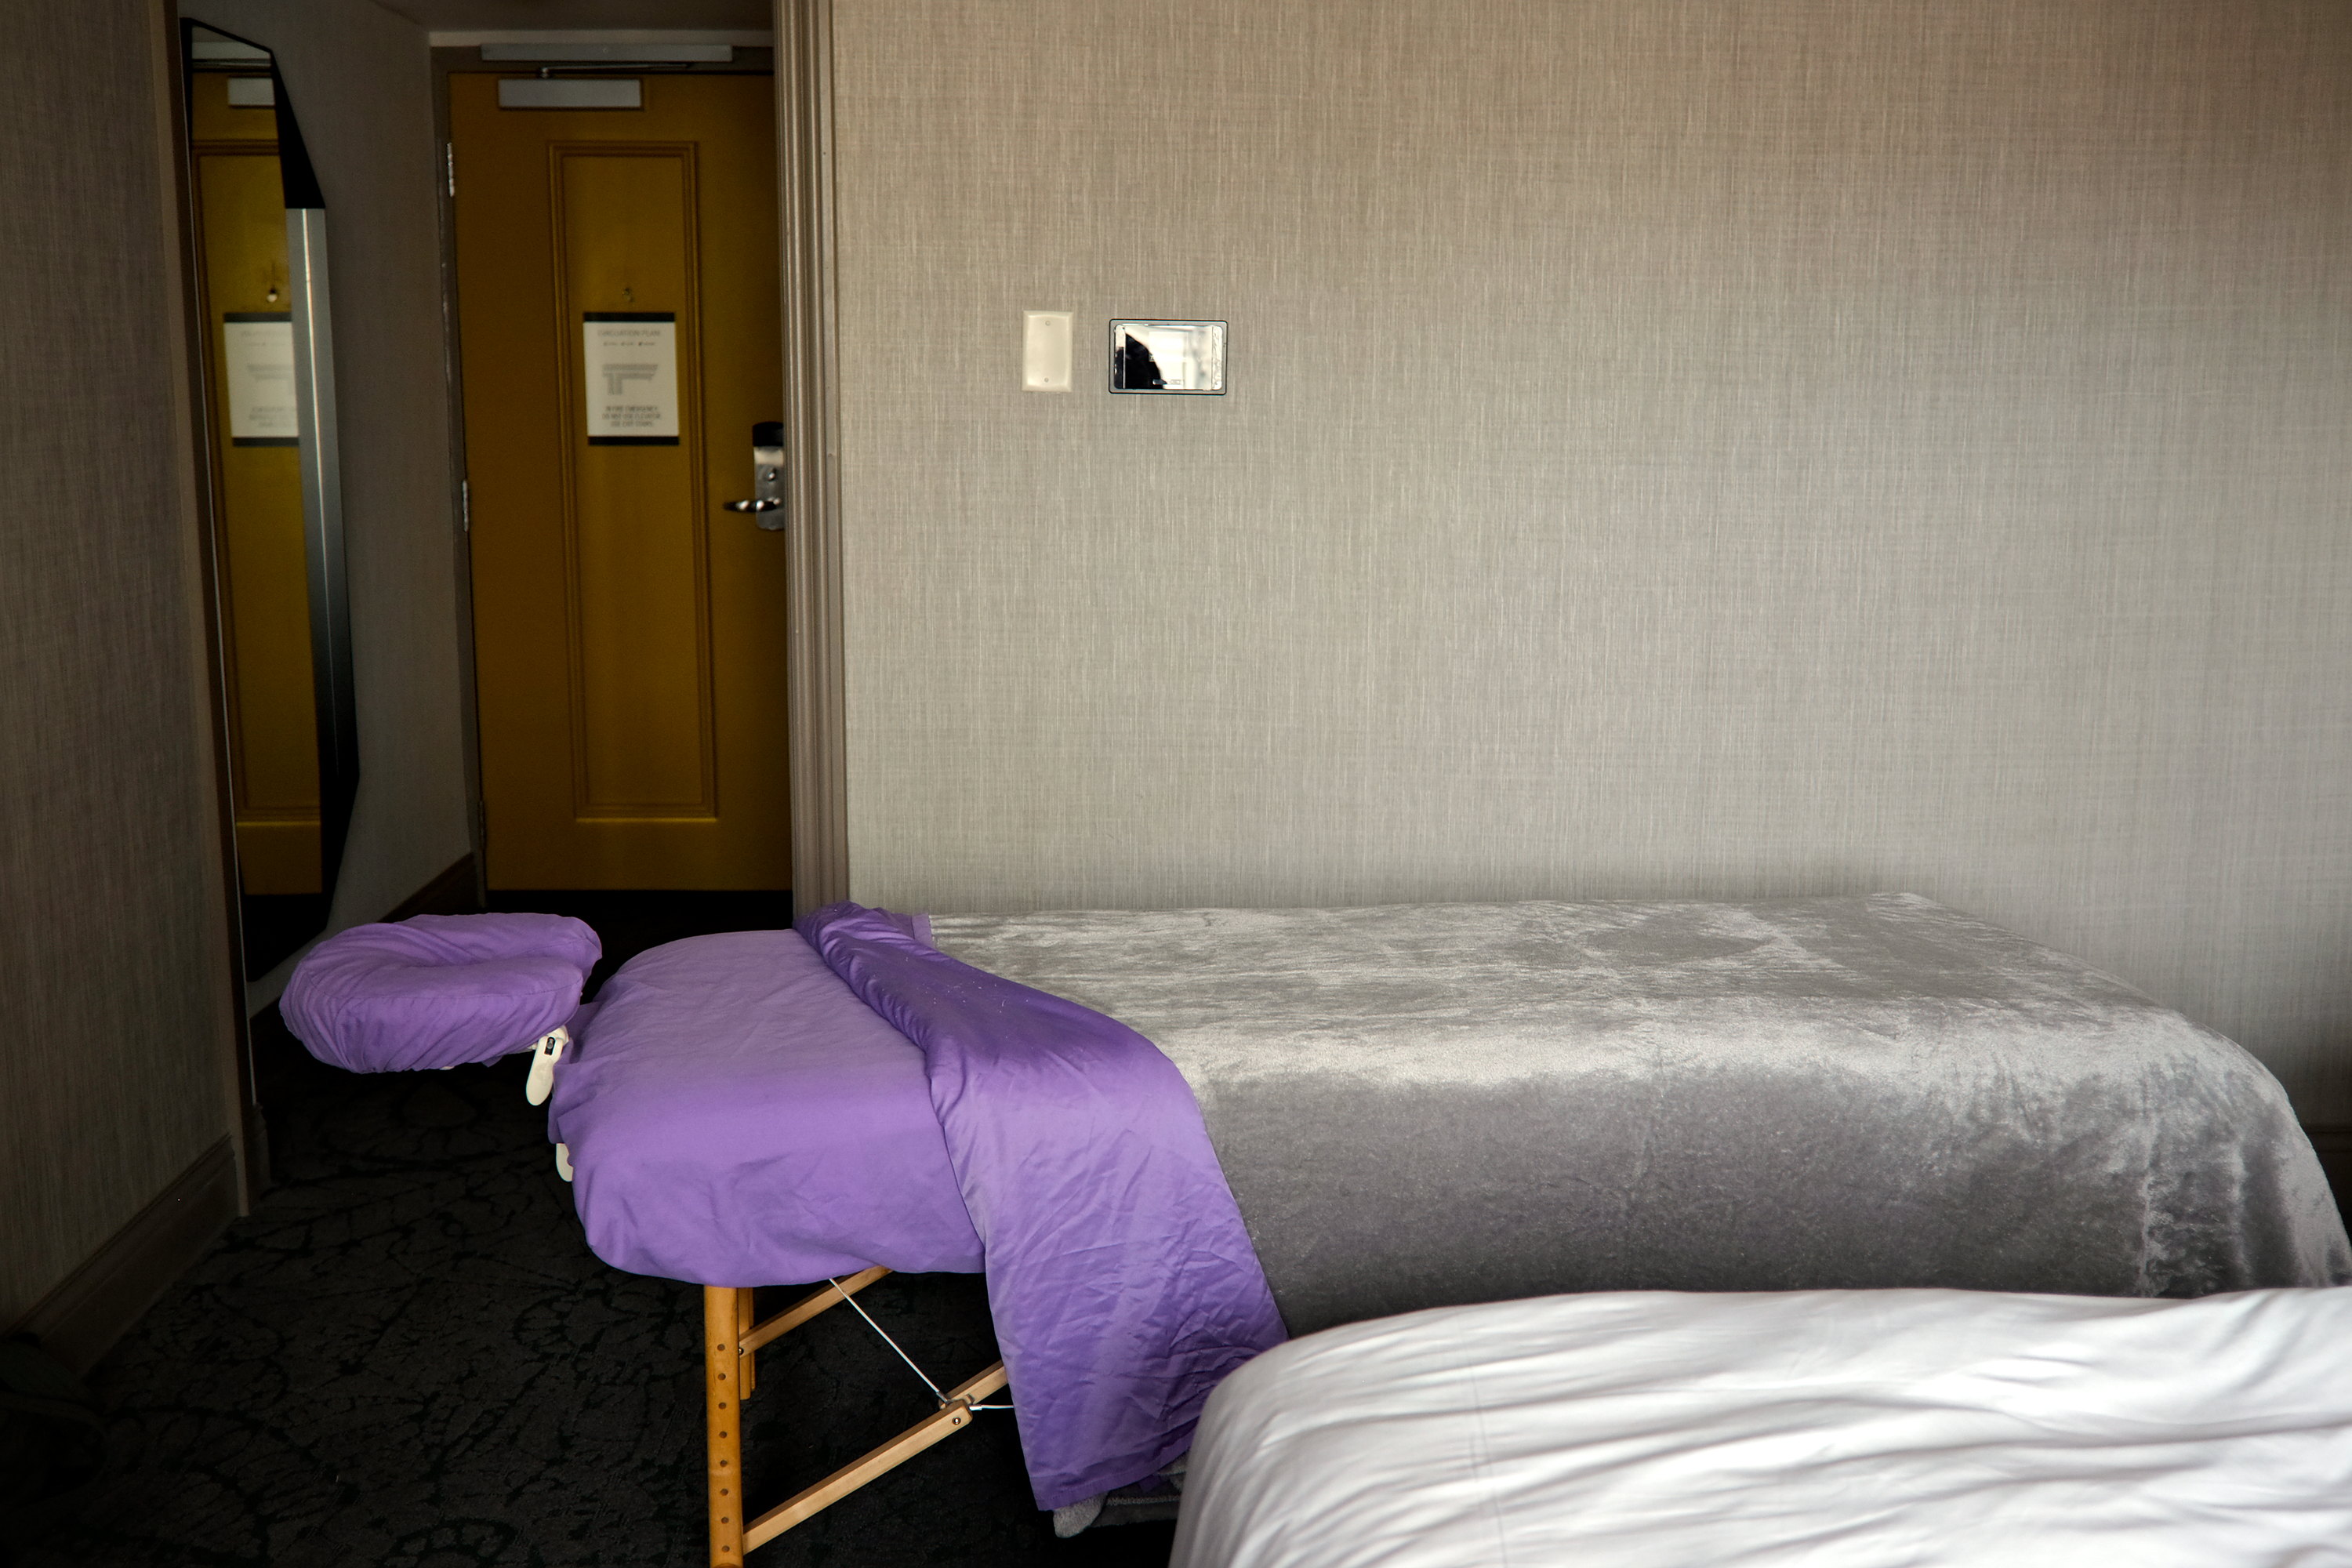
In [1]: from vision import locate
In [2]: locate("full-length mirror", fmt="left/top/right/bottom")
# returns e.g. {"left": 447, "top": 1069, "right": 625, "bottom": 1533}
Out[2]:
{"left": 181, "top": 22, "right": 358, "bottom": 980}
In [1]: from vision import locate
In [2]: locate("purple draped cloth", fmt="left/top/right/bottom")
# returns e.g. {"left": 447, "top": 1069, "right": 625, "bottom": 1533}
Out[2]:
{"left": 797, "top": 902, "right": 1287, "bottom": 1509}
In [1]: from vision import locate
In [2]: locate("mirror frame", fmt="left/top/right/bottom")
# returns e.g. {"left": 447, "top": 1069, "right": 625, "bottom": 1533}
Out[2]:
{"left": 181, "top": 20, "right": 358, "bottom": 930}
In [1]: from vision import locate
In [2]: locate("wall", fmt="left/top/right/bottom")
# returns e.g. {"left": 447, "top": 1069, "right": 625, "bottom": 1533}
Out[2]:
{"left": 187, "top": 0, "right": 474, "bottom": 956}
{"left": 0, "top": 0, "right": 241, "bottom": 1329}
{"left": 832, "top": 1, "right": 2352, "bottom": 1116}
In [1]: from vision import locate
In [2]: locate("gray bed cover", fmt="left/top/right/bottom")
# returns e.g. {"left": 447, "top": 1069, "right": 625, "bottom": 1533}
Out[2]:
{"left": 933, "top": 895, "right": 2350, "bottom": 1335}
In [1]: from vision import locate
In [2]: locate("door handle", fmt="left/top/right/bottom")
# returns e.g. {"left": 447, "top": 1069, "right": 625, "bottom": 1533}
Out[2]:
{"left": 724, "top": 420, "right": 787, "bottom": 530}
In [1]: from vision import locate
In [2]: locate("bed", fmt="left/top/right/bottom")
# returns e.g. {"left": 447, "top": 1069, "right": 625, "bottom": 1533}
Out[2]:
{"left": 1168, "top": 1285, "right": 2352, "bottom": 1566}
{"left": 288, "top": 895, "right": 2352, "bottom": 1564}
{"left": 928, "top": 894, "right": 2347, "bottom": 1327}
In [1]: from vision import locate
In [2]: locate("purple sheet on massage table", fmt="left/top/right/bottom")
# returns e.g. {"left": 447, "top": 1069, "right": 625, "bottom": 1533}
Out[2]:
{"left": 550, "top": 928, "right": 984, "bottom": 1284}
{"left": 557, "top": 910, "right": 1284, "bottom": 1512}
{"left": 797, "top": 904, "right": 1286, "bottom": 1510}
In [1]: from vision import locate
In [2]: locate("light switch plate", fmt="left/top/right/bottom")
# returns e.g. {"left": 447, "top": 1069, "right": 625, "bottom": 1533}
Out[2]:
{"left": 1022, "top": 310, "right": 1074, "bottom": 392}
{"left": 1110, "top": 321, "right": 1226, "bottom": 394}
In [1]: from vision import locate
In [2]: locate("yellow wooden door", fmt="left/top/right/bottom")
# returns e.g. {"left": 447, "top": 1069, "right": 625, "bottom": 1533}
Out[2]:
{"left": 191, "top": 73, "right": 319, "bottom": 895}
{"left": 453, "top": 74, "right": 790, "bottom": 890}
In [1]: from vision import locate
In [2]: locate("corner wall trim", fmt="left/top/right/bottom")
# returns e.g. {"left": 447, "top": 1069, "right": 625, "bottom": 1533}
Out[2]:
{"left": 6, "top": 1137, "right": 241, "bottom": 1376}
{"left": 158, "top": 0, "right": 260, "bottom": 1217}
{"left": 779, "top": 0, "right": 849, "bottom": 914}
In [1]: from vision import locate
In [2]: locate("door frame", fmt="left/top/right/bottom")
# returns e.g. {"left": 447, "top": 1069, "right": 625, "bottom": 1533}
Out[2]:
{"left": 157, "top": 0, "right": 262, "bottom": 1209}
{"left": 775, "top": 0, "right": 850, "bottom": 912}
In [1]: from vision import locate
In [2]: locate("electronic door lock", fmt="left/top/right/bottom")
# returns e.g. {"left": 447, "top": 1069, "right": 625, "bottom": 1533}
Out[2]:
{"left": 724, "top": 420, "right": 787, "bottom": 530}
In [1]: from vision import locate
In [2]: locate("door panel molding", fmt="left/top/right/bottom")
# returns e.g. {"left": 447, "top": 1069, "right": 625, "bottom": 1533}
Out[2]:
{"left": 546, "top": 143, "right": 720, "bottom": 819}
{"left": 779, "top": 0, "right": 849, "bottom": 913}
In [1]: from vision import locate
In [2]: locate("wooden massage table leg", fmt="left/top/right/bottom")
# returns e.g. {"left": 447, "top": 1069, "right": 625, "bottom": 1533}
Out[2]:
{"left": 706, "top": 1286, "right": 754, "bottom": 1566}
{"left": 708, "top": 1261, "right": 891, "bottom": 1561}
{"left": 742, "top": 1359, "right": 1011, "bottom": 1551}
{"left": 736, "top": 1286, "right": 757, "bottom": 1396}
{"left": 704, "top": 1271, "right": 1010, "bottom": 1564}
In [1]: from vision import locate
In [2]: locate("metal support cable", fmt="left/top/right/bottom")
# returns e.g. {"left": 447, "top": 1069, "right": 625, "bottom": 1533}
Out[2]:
{"left": 829, "top": 1277, "right": 946, "bottom": 1403}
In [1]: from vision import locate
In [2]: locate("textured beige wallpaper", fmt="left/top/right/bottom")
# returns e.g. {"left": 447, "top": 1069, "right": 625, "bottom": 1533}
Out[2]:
{"left": 187, "top": 0, "right": 473, "bottom": 948}
{"left": 0, "top": 0, "right": 239, "bottom": 1328}
{"left": 832, "top": 1, "right": 2352, "bottom": 1115}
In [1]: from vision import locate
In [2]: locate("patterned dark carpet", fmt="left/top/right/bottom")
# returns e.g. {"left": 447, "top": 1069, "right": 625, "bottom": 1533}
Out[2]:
{"left": 16, "top": 895, "right": 1176, "bottom": 1568}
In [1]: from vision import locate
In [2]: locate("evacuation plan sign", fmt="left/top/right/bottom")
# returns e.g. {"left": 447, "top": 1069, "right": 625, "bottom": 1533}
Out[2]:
{"left": 223, "top": 314, "right": 297, "bottom": 445}
{"left": 583, "top": 313, "right": 680, "bottom": 444}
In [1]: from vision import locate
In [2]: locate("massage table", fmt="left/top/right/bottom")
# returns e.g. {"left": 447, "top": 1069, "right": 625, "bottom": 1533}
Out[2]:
{"left": 285, "top": 895, "right": 2352, "bottom": 1565}
{"left": 1169, "top": 1285, "right": 2352, "bottom": 1566}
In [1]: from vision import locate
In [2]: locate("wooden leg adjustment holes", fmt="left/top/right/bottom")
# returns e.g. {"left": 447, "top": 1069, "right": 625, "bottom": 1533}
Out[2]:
{"left": 706, "top": 1278, "right": 1009, "bottom": 1556}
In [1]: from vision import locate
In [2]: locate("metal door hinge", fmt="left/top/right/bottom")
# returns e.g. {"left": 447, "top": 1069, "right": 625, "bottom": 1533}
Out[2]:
{"left": 445, "top": 143, "right": 456, "bottom": 198}
{"left": 459, "top": 478, "right": 470, "bottom": 532}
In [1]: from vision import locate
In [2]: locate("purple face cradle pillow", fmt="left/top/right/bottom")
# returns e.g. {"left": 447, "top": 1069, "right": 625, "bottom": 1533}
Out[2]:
{"left": 281, "top": 913, "right": 601, "bottom": 1074}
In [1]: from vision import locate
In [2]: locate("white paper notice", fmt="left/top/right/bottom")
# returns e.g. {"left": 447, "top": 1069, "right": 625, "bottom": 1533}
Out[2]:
{"left": 583, "top": 315, "right": 680, "bottom": 442}
{"left": 223, "top": 316, "right": 298, "bottom": 443}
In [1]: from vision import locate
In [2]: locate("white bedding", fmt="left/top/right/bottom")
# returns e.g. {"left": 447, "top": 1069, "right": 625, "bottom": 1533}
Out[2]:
{"left": 1171, "top": 1287, "right": 2352, "bottom": 1567}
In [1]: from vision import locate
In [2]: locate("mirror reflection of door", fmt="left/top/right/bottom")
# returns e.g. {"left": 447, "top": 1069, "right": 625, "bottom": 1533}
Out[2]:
{"left": 185, "top": 38, "right": 324, "bottom": 975}
{"left": 453, "top": 74, "right": 791, "bottom": 891}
